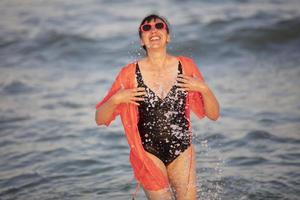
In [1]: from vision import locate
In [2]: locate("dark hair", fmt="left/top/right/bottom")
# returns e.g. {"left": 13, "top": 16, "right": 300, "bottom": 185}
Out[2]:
{"left": 138, "top": 14, "right": 170, "bottom": 51}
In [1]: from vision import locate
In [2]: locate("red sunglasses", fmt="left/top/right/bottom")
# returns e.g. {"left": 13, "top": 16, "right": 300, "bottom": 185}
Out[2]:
{"left": 140, "top": 22, "right": 166, "bottom": 32}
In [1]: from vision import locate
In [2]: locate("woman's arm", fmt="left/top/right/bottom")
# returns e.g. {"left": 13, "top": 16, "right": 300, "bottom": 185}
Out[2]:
{"left": 95, "top": 96, "right": 119, "bottom": 126}
{"left": 177, "top": 74, "right": 220, "bottom": 121}
{"left": 197, "top": 84, "right": 220, "bottom": 120}
{"left": 95, "top": 87, "right": 146, "bottom": 126}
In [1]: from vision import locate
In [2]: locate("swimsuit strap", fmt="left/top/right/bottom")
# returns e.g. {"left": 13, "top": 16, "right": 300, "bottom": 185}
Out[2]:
{"left": 178, "top": 61, "right": 183, "bottom": 75}
{"left": 135, "top": 63, "right": 144, "bottom": 87}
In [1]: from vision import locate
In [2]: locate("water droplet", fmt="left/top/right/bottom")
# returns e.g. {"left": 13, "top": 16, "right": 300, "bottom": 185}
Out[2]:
{"left": 174, "top": 150, "right": 181, "bottom": 155}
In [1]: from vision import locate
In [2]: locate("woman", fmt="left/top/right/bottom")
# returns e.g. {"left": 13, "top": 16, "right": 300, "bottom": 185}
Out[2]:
{"left": 95, "top": 14, "right": 219, "bottom": 200}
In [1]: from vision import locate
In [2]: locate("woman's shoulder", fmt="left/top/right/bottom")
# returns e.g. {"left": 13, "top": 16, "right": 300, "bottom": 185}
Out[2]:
{"left": 176, "top": 56, "right": 198, "bottom": 70}
{"left": 176, "top": 55, "right": 195, "bottom": 64}
{"left": 135, "top": 57, "right": 147, "bottom": 66}
{"left": 176, "top": 56, "right": 203, "bottom": 77}
{"left": 119, "top": 61, "right": 137, "bottom": 72}
{"left": 114, "top": 60, "right": 139, "bottom": 81}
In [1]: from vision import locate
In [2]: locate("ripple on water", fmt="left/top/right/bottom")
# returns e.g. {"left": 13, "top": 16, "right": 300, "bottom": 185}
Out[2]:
{"left": 43, "top": 158, "right": 106, "bottom": 176}
{"left": 0, "top": 172, "right": 45, "bottom": 196}
{"left": 41, "top": 147, "right": 73, "bottom": 158}
{"left": 0, "top": 80, "right": 36, "bottom": 95}
{"left": 256, "top": 111, "right": 300, "bottom": 126}
{"left": 227, "top": 156, "right": 269, "bottom": 166}
{"left": 245, "top": 130, "right": 300, "bottom": 144}
{"left": 221, "top": 175, "right": 293, "bottom": 199}
{"left": 223, "top": 130, "right": 300, "bottom": 151}
{"left": 0, "top": 115, "right": 31, "bottom": 124}
{"left": 0, "top": 140, "right": 18, "bottom": 148}
{"left": 41, "top": 101, "right": 84, "bottom": 110}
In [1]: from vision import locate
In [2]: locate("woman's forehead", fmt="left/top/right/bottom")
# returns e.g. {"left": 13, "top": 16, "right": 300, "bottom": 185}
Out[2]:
{"left": 144, "top": 18, "right": 163, "bottom": 24}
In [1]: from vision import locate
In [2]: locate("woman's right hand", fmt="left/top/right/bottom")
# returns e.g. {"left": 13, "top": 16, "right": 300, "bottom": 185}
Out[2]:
{"left": 111, "top": 87, "right": 146, "bottom": 106}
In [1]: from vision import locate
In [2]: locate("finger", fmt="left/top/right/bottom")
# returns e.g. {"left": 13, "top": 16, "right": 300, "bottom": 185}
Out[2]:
{"left": 177, "top": 74, "right": 191, "bottom": 80}
{"left": 135, "top": 87, "right": 146, "bottom": 91}
{"left": 178, "top": 87, "right": 189, "bottom": 92}
{"left": 130, "top": 88, "right": 142, "bottom": 93}
{"left": 131, "top": 97, "right": 145, "bottom": 101}
{"left": 180, "top": 74, "right": 203, "bottom": 83}
{"left": 133, "top": 91, "right": 147, "bottom": 97}
{"left": 176, "top": 82, "right": 189, "bottom": 88}
{"left": 176, "top": 81, "right": 191, "bottom": 90}
{"left": 129, "top": 100, "right": 140, "bottom": 106}
{"left": 135, "top": 91, "right": 147, "bottom": 95}
{"left": 176, "top": 77, "right": 189, "bottom": 83}
{"left": 177, "top": 88, "right": 185, "bottom": 92}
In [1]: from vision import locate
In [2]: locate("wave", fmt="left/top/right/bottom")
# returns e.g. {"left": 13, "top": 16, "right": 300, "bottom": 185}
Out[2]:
{"left": 173, "top": 14, "right": 300, "bottom": 58}
{"left": 0, "top": 29, "right": 99, "bottom": 64}
{"left": 228, "top": 156, "right": 269, "bottom": 166}
{"left": 46, "top": 158, "right": 105, "bottom": 175}
{"left": 41, "top": 101, "right": 83, "bottom": 110}
{"left": 255, "top": 111, "right": 300, "bottom": 127}
{"left": 223, "top": 130, "right": 300, "bottom": 151}
{"left": 0, "top": 80, "right": 36, "bottom": 95}
{"left": 1, "top": 11, "right": 299, "bottom": 69}
{"left": 244, "top": 130, "right": 300, "bottom": 144}
{"left": 0, "top": 115, "right": 31, "bottom": 124}
{"left": 0, "top": 30, "right": 96, "bottom": 49}
{"left": 0, "top": 140, "right": 17, "bottom": 148}
{"left": 0, "top": 172, "right": 44, "bottom": 196}
{"left": 276, "top": 153, "right": 300, "bottom": 161}
{"left": 41, "top": 147, "right": 72, "bottom": 157}
{"left": 207, "top": 15, "right": 300, "bottom": 51}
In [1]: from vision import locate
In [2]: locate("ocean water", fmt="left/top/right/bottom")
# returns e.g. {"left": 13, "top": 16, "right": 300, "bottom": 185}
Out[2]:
{"left": 0, "top": 0, "right": 300, "bottom": 199}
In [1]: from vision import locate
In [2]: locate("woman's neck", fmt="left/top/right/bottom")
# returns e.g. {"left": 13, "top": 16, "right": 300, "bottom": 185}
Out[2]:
{"left": 146, "top": 49, "right": 168, "bottom": 69}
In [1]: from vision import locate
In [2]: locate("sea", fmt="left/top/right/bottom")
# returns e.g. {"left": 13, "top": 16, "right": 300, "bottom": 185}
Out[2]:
{"left": 0, "top": 0, "right": 300, "bottom": 199}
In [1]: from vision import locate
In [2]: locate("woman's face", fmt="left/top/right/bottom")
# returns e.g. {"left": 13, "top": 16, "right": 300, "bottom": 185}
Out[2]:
{"left": 140, "top": 18, "right": 170, "bottom": 51}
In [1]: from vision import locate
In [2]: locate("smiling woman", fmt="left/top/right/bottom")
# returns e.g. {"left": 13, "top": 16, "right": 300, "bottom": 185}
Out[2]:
{"left": 95, "top": 14, "right": 220, "bottom": 200}
{"left": 138, "top": 15, "right": 171, "bottom": 52}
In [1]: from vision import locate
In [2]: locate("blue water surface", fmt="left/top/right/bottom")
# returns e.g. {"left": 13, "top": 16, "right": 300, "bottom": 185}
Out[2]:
{"left": 0, "top": 0, "right": 300, "bottom": 199}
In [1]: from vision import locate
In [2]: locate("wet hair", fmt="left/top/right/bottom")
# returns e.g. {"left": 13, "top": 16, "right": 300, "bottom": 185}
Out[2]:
{"left": 138, "top": 14, "right": 170, "bottom": 51}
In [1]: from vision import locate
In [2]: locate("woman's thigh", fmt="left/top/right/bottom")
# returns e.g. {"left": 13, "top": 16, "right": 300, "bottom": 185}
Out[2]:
{"left": 166, "top": 145, "right": 197, "bottom": 200}
{"left": 143, "top": 187, "right": 173, "bottom": 200}
{"left": 143, "top": 151, "right": 173, "bottom": 200}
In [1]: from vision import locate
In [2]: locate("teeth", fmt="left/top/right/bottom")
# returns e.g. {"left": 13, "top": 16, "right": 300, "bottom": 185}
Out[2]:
{"left": 150, "top": 36, "right": 160, "bottom": 41}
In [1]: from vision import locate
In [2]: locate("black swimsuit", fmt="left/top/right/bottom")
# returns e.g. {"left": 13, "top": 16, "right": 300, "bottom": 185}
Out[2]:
{"left": 136, "top": 62, "right": 191, "bottom": 165}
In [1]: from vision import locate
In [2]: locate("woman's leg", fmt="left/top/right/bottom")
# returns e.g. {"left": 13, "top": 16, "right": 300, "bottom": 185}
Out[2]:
{"left": 143, "top": 187, "right": 173, "bottom": 200}
{"left": 167, "top": 145, "right": 197, "bottom": 200}
{"left": 142, "top": 151, "right": 174, "bottom": 200}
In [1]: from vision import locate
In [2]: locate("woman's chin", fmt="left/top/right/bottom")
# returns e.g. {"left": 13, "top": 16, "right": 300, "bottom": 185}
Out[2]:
{"left": 147, "top": 44, "right": 166, "bottom": 50}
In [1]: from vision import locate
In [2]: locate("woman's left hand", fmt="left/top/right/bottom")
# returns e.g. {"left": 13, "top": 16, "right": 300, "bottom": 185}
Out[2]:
{"left": 176, "top": 74, "right": 208, "bottom": 93}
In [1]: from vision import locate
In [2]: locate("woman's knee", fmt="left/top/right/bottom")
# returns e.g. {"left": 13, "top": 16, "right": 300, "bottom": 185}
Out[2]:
{"left": 173, "top": 183, "right": 197, "bottom": 200}
{"left": 143, "top": 187, "right": 173, "bottom": 200}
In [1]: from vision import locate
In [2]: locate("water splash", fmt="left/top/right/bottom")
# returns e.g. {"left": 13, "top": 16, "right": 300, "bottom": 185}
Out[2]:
{"left": 194, "top": 135, "right": 225, "bottom": 200}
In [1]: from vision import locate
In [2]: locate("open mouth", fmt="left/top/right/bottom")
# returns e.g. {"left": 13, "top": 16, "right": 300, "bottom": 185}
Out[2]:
{"left": 150, "top": 35, "right": 161, "bottom": 41}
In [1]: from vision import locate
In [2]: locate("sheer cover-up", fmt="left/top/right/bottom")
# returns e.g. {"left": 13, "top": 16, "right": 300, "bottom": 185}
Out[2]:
{"left": 95, "top": 56, "right": 205, "bottom": 191}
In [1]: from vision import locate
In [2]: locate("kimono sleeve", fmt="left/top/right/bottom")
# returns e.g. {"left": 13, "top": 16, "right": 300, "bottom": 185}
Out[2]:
{"left": 95, "top": 69, "right": 124, "bottom": 126}
{"left": 188, "top": 59, "right": 206, "bottom": 119}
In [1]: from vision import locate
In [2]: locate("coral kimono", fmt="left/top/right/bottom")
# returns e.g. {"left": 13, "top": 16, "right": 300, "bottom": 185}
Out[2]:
{"left": 95, "top": 56, "right": 205, "bottom": 191}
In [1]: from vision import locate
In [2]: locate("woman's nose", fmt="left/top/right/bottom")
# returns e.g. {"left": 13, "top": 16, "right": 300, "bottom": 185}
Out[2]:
{"left": 150, "top": 28, "right": 157, "bottom": 33}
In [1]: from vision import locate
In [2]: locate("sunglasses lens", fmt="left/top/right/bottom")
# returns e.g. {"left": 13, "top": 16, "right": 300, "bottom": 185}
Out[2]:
{"left": 141, "top": 22, "right": 165, "bottom": 32}
{"left": 142, "top": 24, "right": 151, "bottom": 31}
{"left": 155, "top": 22, "right": 164, "bottom": 29}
